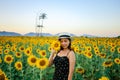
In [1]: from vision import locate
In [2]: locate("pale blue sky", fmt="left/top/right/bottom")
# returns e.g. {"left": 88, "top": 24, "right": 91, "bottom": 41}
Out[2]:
{"left": 0, "top": 0, "right": 120, "bottom": 37}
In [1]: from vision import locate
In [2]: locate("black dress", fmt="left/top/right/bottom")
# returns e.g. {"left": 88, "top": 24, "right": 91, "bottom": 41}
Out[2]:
{"left": 53, "top": 52, "right": 70, "bottom": 80}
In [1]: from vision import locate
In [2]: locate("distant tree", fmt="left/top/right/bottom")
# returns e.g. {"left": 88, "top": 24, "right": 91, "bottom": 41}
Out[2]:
{"left": 117, "top": 35, "right": 120, "bottom": 38}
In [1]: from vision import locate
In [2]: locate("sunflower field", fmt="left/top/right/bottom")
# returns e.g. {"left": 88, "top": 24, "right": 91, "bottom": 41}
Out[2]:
{"left": 0, "top": 36, "right": 120, "bottom": 80}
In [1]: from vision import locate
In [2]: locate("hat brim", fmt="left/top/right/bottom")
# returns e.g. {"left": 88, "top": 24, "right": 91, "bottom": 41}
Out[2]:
{"left": 58, "top": 35, "right": 71, "bottom": 41}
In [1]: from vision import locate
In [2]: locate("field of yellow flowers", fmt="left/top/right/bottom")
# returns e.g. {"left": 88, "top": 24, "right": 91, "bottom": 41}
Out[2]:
{"left": 0, "top": 36, "right": 120, "bottom": 80}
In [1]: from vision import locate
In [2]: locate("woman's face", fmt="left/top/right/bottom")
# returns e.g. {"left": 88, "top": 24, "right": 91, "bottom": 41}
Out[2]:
{"left": 60, "top": 38, "right": 70, "bottom": 49}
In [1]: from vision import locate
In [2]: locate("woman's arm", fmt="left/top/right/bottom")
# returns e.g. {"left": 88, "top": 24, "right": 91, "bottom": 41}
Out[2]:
{"left": 48, "top": 49, "right": 56, "bottom": 67}
{"left": 68, "top": 51, "right": 76, "bottom": 80}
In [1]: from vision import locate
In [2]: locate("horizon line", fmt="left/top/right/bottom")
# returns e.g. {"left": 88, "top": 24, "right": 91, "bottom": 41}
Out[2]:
{"left": 0, "top": 30, "right": 120, "bottom": 37}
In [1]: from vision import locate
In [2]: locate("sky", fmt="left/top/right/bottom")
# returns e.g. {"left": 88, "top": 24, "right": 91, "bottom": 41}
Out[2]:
{"left": 0, "top": 0, "right": 120, "bottom": 37}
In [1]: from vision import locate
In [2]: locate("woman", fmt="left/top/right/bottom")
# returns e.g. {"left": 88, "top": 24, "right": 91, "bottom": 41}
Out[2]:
{"left": 48, "top": 34, "right": 76, "bottom": 80}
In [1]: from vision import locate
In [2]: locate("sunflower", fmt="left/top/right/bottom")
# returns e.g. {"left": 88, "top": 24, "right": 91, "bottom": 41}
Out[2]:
{"left": 27, "top": 55, "right": 37, "bottom": 67}
{"left": 40, "top": 50, "right": 46, "bottom": 57}
{"left": 48, "top": 47, "right": 52, "bottom": 52}
{"left": 93, "top": 44, "right": 97, "bottom": 48}
{"left": 19, "top": 46, "right": 25, "bottom": 52}
{"left": 114, "top": 58, "right": 120, "bottom": 64}
{"left": 94, "top": 47, "right": 100, "bottom": 55}
{"left": 36, "top": 49, "right": 41, "bottom": 53}
{"left": 36, "top": 58, "right": 48, "bottom": 69}
{"left": 102, "top": 60, "right": 113, "bottom": 67}
{"left": 99, "top": 76, "right": 109, "bottom": 80}
{"left": 85, "top": 46, "right": 92, "bottom": 51}
{"left": 74, "top": 46, "right": 79, "bottom": 53}
{"left": 4, "top": 49, "right": 9, "bottom": 54}
{"left": 11, "top": 46, "right": 16, "bottom": 52}
{"left": 107, "top": 56, "right": 113, "bottom": 60}
{"left": 95, "top": 51, "right": 100, "bottom": 56}
{"left": 0, "top": 69, "right": 8, "bottom": 80}
{"left": 51, "top": 41, "right": 60, "bottom": 51}
{"left": 0, "top": 58, "right": 2, "bottom": 63}
{"left": 117, "top": 47, "right": 120, "bottom": 53}
{"left": 0, "top": 49, "right": 2, "bottom": 54}
{"left": 110, "top": 43, "right": 116, "bottom": 48}
{"left": 76, "top": 68, "right": 85, "bottom": 74}
{"left": 78, "top": 50, "right": 83, "bottom": 54}
{"left": 0, "top": 46, "right": 3, "bottom": 49}
{"left": 15, "top": 52, "right": 22, "bottom": 58}
{"left": 24, "top": 48, "right": 32, "bottom": 56}
{"left": 5, "top": 44, "right": 10, "bottom": 49}
{"left": 99, "top": 53, "right": 106, "bottom": 58}
{"left": 110, "top": 47, "right": 115, "bottom": 53}
{"left": 85, "top": 52, "right": 92, "bottom": 58}
{"left": 4, "top": 54, "right": 14, "bottom": 64}
{"left": 15, "top": 61, "right": 22, "bottom": 70}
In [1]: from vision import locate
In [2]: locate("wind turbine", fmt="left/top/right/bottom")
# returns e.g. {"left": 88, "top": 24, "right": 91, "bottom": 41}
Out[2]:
{"left": 36, "top": 12, "right": 47, "bottom": 36}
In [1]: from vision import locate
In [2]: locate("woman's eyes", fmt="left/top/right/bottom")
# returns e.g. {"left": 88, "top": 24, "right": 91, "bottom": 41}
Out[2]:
{"left": 61, "top": 40, "right": 67, "bottom": 42}
{"left": 64, "top": 40, "right": 67, "bottom": 42}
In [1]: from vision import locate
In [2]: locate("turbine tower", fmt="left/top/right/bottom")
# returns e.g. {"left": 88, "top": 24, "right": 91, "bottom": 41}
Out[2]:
{"left": 35, "top": 12, "right": 46, "bottom": 36}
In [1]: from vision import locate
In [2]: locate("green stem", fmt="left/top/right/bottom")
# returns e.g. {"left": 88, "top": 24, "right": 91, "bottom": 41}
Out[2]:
{"left": 22, "top": 70, "right": 24, "bottom": 80}
{"left": 40, "top": 70, "right": 42, "bottom": 80}
{"left": 10, "top": 63, "right": 12, "bottom": 80}
{"left": 32, "top": 66, "right": 35, "bottom": 79}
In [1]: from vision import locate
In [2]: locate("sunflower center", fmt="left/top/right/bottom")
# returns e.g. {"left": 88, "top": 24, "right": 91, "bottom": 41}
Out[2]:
{"left": 112, "top": 49, "right": 114, "bottom": 51}
{"left": 105, "top": 61, "right": 111, "bottom": 65}
{"left": 17, "top": 53, "right": 20, "bottom": 56}
{"left": 101, "top": 54, "right": 105, "bottom": 56}
{"left": 27, "top": 50, "right": 30, "bottom": 54}
{"left": 7, "top": 57, "right": 11, "bottom": 61}
{"left": 96, "top": 51, "right": 99, "bottom": 54}
{"left": 100, "top": 54, "right": 106, "bottom": 58}
{"left": 79, "top": 50, "right": 82, "bottom": 53}
{"left": 17, "top": 63, "right": 22, "bottom": 68}
{"left": 88, "top": 53, "right": 91, "bottom": 56}
{"left": 0, "top": 74, "right": 5, "bottom": 80}
{"left": 42, "top": 52, "right": 45, "bottom": 55}
{"left": 31, "top": 58, "right": 36, "bottom": 63}
{"left": 54, "top": 43, "right": 59, "bottom": 47}
{"left": 88, "top": 48, "right": 90, "bottom": 50}
{"left": 21, "top": 47, "right": 24, "bottom": 50}
{"left": 119, "top": 49, "right": 120, "bottom": 51}
{"left": 39, "top": 60, "right": 45, "bottom": 66}
{"left": 78, "top": 68, "right": 82, "bottom": 71}
{"left": 13, "top": 49, "right": 15, "bottom": 51}
{"left": 94, "top": 45, "right": 96, "bottom": 47}
{"left": 116, "top": 60, "right": 119, "bottom": 62}
{"left": 5, "top": 50, "right": 8, "bottom": 53}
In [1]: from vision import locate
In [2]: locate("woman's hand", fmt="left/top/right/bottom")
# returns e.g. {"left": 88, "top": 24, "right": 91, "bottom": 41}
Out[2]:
{"left": 48, "top": 48, "right": 57, "bottom": 67}
{"left": 51, "top": 48, "right": 57, "bottom": 55}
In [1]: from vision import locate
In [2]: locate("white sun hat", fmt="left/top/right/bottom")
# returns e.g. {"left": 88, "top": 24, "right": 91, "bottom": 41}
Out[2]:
{"left": 58, "top": 32, "right": 71, "bottom": 40}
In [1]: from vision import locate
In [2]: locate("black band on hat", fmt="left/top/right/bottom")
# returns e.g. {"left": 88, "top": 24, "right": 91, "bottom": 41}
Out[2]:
{"left": 59, "top": 35, "right": 71, "bottom": 40}
{"left": 59, "top": 35, "right": 70, "bottom": 37}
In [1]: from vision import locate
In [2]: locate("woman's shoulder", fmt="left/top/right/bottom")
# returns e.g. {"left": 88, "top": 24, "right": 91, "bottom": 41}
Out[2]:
{"left": 68, "top": 50, "right": 76, "bottom": 61}
{"left": 69, "top": 50, "right": 75, "bottom": 56}
{"left": 70, "top": 50, "right": 75, "bottom": 54}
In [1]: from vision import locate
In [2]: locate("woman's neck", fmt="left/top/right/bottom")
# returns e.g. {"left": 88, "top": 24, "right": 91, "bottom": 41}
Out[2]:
{"left": 63, "top": 48, "right": 69, "bottom": 51}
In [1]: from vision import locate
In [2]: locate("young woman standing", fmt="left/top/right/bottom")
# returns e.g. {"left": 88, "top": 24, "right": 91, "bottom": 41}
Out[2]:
{"left": 48, "top": 34, "right": 76, "bottom": 80}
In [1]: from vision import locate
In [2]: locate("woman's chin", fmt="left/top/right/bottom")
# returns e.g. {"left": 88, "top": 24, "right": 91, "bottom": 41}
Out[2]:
{"left": 63, "top": 47, "right": 68, "bottom": 49}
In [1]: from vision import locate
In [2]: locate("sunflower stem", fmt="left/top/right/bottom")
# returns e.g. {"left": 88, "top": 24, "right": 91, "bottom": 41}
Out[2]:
{"left": 10, "top": 63, "right": 12, "bottom": 80}
{"left": 21, "top": 70, "right": 24, "bottom": 80}
{"left": 32, "top": 66, "right": 35, "bottom": 79}
{"left": 40, "top": 69, "right": 43, "bottom": 80}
